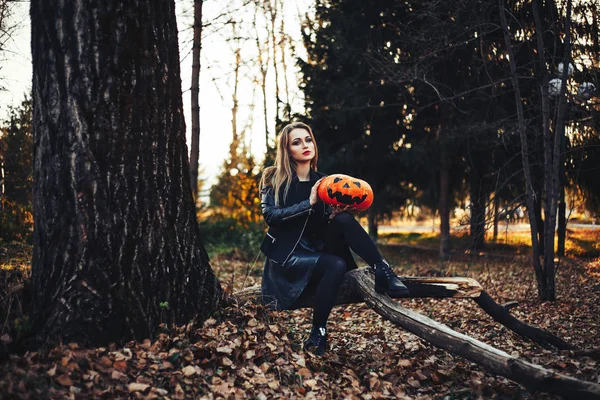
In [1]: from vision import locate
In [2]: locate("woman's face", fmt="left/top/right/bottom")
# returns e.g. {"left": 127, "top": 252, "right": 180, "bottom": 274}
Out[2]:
{"left": 288, "top": 128, "right": 315, "bottom": 163}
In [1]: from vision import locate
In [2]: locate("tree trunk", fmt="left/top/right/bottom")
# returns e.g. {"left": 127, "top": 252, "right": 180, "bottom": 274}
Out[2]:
{"left": 253, "top": 5, "right": 271, "bottom": 153}
{"left": 439, "top": 141, "right": 451, "bottom": 260}
{"left": 31, "top": 0, "right": 222, "bottom": 346}
{"left": 557, "top": 191, "right": 566, "bottom": 256}
{"left": 367, "top": 206, "right": 378, "bottom": 243}
{"left": 278, "top": 0, "right": 291, "bottom": 121}
{"left": 493, "top": 194, "right": 499, "bottom": 242}
{"left": 469, "top": 171, "right": 486, "bottom": 252}
{"left": 535, "top": 196, "right": 545, "bottom": 255}
{"left": 549, "top": 0, "right": 572, "bottom": 299}
{"left": 499, "top": 0, "right": 545, "bottom": 300}
{"left": 267, "top": 0, "right": 282, "bottom": 126}
{"left": 189, "top": 0, "right": 203, "bottom": 201}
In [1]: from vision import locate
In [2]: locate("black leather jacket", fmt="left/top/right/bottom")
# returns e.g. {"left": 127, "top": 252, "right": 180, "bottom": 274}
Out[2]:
{"left": 259, "top": 170, "right": 328, "bottom": 264}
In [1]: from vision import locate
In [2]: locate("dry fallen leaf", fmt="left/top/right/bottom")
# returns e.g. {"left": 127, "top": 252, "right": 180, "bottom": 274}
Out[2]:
{"left": 303, "top": 379, "right": 317, "bottom": 388}
{"left": 216, "top": 346, "right": 233, "bottom": 354}
{"left": 113, "top": 360, "right": 127, "bottom": 371}
{"left": 111, "top": 370, "right": 127, "bottom": 380}
{"left": 56, "top": 374, "right": 73, "bottom": 387}
{"left": 128, "top": 382, "right": 149, "bottom": 392}
{"left": 298, "top": 367, "right": 312, "bottom": 378}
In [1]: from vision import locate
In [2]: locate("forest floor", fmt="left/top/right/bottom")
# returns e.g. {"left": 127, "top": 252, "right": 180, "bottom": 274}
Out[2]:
{"left": 1, "top": 230, "right": 600, "bottom": 399}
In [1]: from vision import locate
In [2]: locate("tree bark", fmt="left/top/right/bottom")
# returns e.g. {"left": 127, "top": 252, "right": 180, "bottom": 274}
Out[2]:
{"left": 189, "top": 0, "right": 203, "bottom": 201}
{"left": 31, "top": 0, "right": 222, "bottom": 346}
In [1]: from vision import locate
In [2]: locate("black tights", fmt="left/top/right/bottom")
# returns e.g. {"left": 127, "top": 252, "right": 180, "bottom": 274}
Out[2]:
{"left": 305, "top": 212, "right": 383, "bottom": 327}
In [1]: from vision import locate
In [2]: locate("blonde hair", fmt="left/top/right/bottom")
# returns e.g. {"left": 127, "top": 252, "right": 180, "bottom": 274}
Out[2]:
{"left": 260, "top": 122, "right": 319, "bottom": 206}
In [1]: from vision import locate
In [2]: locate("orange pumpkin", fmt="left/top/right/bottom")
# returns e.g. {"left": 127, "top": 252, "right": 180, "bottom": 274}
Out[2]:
{"left": 317, "top": 174, "right": 374, "bottom": 211}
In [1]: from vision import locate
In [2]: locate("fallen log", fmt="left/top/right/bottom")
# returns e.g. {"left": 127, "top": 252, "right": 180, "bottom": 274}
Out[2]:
{"left": 351, "top": 272, "right": 600, "bottom": 399}
{"left": 235, "top": 268, "right": 572, "bottom": 351}
{"left": 474, "top": 291, "right": 574, "bottom": 350}
{"left": 233, "top": 272, "right": 484, "bottom": 309}
{"left": 231, "top": 268, "right": 600, "bottom": 398}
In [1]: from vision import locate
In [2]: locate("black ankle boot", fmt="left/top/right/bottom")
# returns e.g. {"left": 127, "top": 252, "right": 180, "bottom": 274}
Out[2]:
{"left": 373, "top": 259, "right": 409, "bottom": 296}
{"left": 304, "top": 325, "right": 328, "bottom": 355}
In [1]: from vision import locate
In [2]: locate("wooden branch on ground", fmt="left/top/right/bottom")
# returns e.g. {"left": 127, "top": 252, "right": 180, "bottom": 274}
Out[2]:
{"left": 567, "top": 348, "right": 600, "bottom": 360}
{"left": 473, "top": 291, "right": 574, "bottom": 350}
{"left": 501, "top": 301, "right": 519, "bottom": 311}
{"left": 235, "top": 268, "right": 572, "bottom": 351}
{"left": 231, "top": 268, "right": 600, "bottom": 397}
{"left": 351, "top": 272, "right": 600, "bottom": 399}
{"left": 233, "top": 269, "right": 483, "bottom": 310}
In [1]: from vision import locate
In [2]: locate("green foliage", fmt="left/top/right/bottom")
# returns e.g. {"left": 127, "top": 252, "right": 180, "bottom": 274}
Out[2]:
{"left": 198, "top": 218, "right": 264, "bottom": 261}
{"left": 0, "top": 95, "right": 33, "bottom": 242}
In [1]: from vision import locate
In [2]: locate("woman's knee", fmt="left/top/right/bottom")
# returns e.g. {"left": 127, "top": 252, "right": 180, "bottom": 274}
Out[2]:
{"left": 330, "top": 211, "right": 357, "bottom": 227}
{"left": 327, "top": 255, "right": 347, "bottom": 277}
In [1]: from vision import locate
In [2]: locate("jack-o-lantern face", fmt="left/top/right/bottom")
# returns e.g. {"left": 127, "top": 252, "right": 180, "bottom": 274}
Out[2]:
{"left": 317, "top": 174, "right": 374, "bottom": 211}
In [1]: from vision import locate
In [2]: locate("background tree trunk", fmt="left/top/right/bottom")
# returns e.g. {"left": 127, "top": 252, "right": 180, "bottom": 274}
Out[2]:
{"left": 31, "top": 0, "right": 222, "bottom": 346}
{"left": 367, "top": 207, "right": 378, "bottom": 243}
{"left": 439, "top": 140, "right": 451, "bottom": 260}
{"left": 189, "top": 0, "right": 203, "bottom": 201}
{"left": 499, "top": 0, "right": 545, "bottom": 300}
{"left": 469, "top": 171, "right": 486, "bottom": 252}
{"left": 492, "top": 194, "right": 499, "bottom": 242}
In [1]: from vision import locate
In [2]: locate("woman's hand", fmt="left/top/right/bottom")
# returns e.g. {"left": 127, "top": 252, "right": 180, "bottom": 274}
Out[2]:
{"left": 329, "top": 205, "right": 352, "bottom": 220}
{"left": 309, "top": 178, "right": 324, "bottom": 206}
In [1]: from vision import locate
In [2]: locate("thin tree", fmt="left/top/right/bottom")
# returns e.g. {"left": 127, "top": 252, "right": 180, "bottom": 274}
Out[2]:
{"left": 499, "top": 0, "right": 573, "bottom": 301}
{"left": 31, "top": 0, "right": 222, "bottom": 345}
{"left": 253, "top": 4, "right": 272, "bottom": 152}
{"left": 189, "top": 0, "right": 204, "bottom": 201}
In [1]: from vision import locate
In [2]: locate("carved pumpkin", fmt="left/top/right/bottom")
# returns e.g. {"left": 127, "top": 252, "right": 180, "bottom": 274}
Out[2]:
{"left": 317, "top": 174, "right": 374, "bottom": 211}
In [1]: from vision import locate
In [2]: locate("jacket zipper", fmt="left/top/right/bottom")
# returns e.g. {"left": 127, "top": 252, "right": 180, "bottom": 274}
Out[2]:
{"left": 281, "top": 207, "right": 311, "bottom": 221}
{"left": 282, "top": 209, "right": 312, "bottom": 265}
{"left": 266, "top": 232, "right": 276, "bottom": 243}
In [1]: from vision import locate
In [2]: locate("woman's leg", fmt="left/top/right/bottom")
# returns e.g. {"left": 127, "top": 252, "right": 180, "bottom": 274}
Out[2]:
{"left": 325, "top": 212, "right": 380, "bottom": 264}
{"left": 327, "top": 212, "right": 409, "bottom": 296}
{"left": 303, "top": 253, "right": 347, "bottom": 355}
{"left": 310, "top": 253, "right": 347, "bottom": 327}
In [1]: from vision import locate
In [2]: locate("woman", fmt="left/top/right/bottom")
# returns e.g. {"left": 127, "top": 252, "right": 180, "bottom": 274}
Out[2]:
{"left": 259, "top": 122, "right": 408, "bottom": 355}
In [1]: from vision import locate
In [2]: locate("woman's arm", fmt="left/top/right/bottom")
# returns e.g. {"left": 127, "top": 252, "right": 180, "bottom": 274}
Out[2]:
{"left": 260, "top": 187, "right": 312, "bottom": 227}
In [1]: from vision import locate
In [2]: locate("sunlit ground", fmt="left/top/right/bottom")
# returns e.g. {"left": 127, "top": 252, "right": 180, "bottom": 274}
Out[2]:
{"left": 0, "top": 243, "right": 32, "bottom": 272}
{"left": 380, "top": 227, "right": 600, "bottom": 257}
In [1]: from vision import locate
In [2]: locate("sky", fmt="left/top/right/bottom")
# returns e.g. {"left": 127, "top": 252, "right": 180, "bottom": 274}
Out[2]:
{"left": 0, "top": 0, "right": 312, "bottom": 200}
